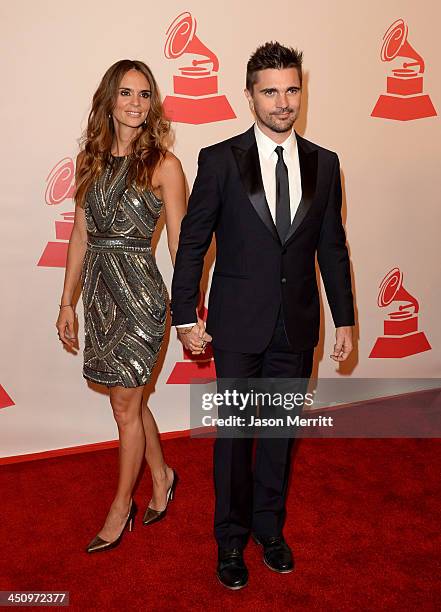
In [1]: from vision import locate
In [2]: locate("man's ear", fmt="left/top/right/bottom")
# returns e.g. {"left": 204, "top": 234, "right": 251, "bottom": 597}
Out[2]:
{"left": 244, "top": 88, "right": 254, "bottom": 112}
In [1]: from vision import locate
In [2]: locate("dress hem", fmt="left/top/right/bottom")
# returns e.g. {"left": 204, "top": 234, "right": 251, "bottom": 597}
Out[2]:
{"left": 82, "top": 373, "right": 150, "bottom": 389}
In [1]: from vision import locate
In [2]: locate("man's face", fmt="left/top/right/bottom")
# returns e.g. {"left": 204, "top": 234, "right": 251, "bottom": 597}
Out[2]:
{"left": 245, "top": 67, "right": 301, "bottom": 136}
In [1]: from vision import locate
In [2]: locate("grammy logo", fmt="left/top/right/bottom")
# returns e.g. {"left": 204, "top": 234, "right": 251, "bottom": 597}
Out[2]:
{"left": 369, "top": 267, "right": 431, "bottom": 358}
{"left": 37, "top": 158, "right": 75, "bottom": 268}
{"left": 162, "top": 11, "right": 236, "bottom": 124}
{"left": 0, "top": 384, "right": 14, "bottom": 409}
{"left": 167, "top": 296, "right": 216, "bottom": 384}
{"left": 371, "top": 18, "right": 437, "bottom": 121}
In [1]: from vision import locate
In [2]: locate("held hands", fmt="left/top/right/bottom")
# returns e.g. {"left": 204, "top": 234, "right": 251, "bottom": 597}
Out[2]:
{"left": 177, "top": 317, "right": 212, "bottom": 355}
{"left": 330, "top": 326, "right": 353, "bottom": 362}
{"left": 56, "top": 305, "right": 78, "bottom": 350}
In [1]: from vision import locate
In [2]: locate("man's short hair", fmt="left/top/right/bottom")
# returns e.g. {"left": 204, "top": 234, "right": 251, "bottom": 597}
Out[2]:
{"left": 246, "top": 41, "right": 303, "bottom": 91}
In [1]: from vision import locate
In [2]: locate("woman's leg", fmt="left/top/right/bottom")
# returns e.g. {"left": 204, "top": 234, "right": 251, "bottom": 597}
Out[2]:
{"left": 142, "top": 404, "right": 174, "bottom": 511}
{"left": 96, "top": 385, "right": 145, "bottom": 542}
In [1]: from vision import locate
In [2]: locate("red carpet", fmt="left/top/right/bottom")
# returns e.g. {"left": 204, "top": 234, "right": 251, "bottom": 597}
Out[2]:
{"left": 1, "top": 437, "right": 441, "bottom": 611}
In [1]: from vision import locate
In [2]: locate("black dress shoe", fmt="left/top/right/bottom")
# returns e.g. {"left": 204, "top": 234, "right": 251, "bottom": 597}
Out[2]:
{"left": 252, "top": 534, "right": 294, "bottom": 573}
{"left": 217, "top": 548, "right": 248, "bottom": 590}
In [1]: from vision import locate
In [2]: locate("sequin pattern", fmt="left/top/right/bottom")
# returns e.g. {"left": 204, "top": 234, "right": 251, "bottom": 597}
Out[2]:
{"left": 82, "top": 156, "right": 167, "bottom": 387}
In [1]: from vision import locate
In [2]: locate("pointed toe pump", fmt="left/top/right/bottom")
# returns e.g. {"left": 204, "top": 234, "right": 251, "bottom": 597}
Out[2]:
{"left": 86, "top": 500, "right": 137, "bottom": 554}
{"left": 143, "top": 470, "right": 179, "bottom": 526}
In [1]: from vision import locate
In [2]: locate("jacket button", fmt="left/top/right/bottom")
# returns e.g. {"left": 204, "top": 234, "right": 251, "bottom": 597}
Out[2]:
{"left": 281, "top": 277, "right": 287, "bottom": 284}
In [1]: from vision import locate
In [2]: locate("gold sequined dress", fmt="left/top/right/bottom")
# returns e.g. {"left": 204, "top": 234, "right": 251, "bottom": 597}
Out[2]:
{"left": 81, "top": 155, "right": 167, "bottom": 387}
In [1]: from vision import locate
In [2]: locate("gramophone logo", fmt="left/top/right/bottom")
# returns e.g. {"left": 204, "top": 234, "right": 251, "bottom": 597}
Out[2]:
{"left": 167, "top": 297, "right": 216, "bottom": 384}
{"left": 369, "top": 267, "right": 431, "bottom": 358}
{"left": 0, "top": 384, "right": 14, "bottom": 409}
{"left": 37, "top": 157, "right": 75, "bottom": 268}
{"left": 163, "top": 11, "right": 236, "bottom": 124}
{"left": 371, "top": 18, "right": 437, "bottom": 121}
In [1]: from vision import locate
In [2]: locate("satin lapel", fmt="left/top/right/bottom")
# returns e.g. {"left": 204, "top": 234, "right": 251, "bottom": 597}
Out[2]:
{"left": 232, "top": 140, "right": 280, "bottom": 244}
{"left": 284, "top": 140, "right": 318, "bottom": 245}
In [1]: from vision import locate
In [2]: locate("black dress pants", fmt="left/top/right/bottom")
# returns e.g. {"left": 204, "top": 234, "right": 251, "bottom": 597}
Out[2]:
{"left": 213, "top": 310, "right": 314, "bottom": 549}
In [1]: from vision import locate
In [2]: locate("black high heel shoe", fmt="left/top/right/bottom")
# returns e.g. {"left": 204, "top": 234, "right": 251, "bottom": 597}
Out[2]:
{"left": 86, "top": 500, "right": 137, "bottom": 554}
{"left": 143, "top": 469, "right": 179, "bottom": 526}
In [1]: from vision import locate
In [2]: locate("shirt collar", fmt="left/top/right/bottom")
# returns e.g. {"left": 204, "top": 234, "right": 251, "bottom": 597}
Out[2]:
{"left": 254, "top": 122, "right": 297, "bottom": 160}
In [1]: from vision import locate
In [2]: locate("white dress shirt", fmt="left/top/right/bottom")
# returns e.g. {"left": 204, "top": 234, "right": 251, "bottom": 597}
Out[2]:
{"left": 254, "top": 122, "right": 302, "bottom": 224}
{"left": 176, "top": 124, "right": 302, "bottom": 328}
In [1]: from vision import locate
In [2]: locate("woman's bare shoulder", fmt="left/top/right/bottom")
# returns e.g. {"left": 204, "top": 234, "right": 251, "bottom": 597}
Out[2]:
{"left": 155, "top": 151, "right": 184, "bottom": 183}
{"left": 161, "top": 151, "right": 183, "bottom": 170}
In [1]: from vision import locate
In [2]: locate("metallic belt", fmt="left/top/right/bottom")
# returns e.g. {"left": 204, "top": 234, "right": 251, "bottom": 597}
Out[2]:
{"left": 87, "top": 235, "right": 152, "bottom": 253}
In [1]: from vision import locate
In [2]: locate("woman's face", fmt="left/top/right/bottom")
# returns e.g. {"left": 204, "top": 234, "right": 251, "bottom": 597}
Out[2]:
{"left": 112, "top": 69, "right": 151, "bottom": 129}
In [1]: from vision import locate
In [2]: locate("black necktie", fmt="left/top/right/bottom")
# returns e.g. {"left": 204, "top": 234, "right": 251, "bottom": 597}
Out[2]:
{"left": 275, "top": 146, "right": 291, "bottom": 242}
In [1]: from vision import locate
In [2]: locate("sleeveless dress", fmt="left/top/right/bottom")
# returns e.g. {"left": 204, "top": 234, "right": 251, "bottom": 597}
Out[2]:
{"left": 81, "top": 155, "right": 167, "bottom": 388}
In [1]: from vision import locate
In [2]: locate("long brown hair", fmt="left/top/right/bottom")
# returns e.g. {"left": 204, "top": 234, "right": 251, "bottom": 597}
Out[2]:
{"left": 75, "top": 59, "right": 170, "bottom": 207}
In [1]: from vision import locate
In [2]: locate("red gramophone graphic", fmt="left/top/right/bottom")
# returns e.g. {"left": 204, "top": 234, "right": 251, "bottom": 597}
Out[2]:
{"left": 37, "top": 158, "right": 75, "bottom": 268}
{"left": 0, "top": 384, "right": 14, "bottom": 409}
{"left": 167, "top": 295, "right": 216, "bottom": 383}
{"left": 371, "top": 18, "right": 437, "bottom": 121}
{"left": 369, "top": 267, "right": 431, "bottom": 358}
{"left": 162, "top": 11, "right": 236, "bottom": 124}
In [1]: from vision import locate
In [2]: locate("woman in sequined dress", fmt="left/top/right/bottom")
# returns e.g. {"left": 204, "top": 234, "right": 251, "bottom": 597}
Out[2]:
{"left": 56, "top": 60, "right": 187, "bottom": 553}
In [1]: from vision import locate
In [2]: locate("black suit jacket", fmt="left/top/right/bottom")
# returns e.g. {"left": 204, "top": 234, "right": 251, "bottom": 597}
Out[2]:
{"left": 171, "top": 127, "right": 354, "bottom": 353}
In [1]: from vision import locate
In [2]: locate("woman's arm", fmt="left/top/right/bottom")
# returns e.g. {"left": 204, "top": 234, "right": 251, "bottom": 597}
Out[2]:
{"left": 156, "top": 152, "right": 187, "bottom": 267}
{"left": 56, "top": 152, "right": 88, "bottom": 347}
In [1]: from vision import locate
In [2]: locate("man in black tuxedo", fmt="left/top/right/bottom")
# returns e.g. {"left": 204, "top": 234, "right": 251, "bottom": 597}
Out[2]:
{"left": 171, "top": 42, "right": 354, "bottom": 589}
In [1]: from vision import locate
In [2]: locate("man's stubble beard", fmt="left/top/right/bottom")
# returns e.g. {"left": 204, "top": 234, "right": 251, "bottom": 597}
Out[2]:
{"left": 257, "top": 110, "right": 297, "bottom": 135}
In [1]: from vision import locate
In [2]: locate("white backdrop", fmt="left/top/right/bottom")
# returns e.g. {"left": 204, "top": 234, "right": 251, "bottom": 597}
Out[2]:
{"left": 0, "top": 0, "right": 440, "bottom": 459}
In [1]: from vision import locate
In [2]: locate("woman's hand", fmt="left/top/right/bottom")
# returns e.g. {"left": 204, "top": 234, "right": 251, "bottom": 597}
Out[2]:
{"left": 56, "top": 305, "right": 77, "bottom": 349}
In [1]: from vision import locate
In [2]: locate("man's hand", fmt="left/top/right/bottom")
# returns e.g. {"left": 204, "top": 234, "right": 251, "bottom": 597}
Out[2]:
{"left": 177, "top": 317, "right": 212, "bottom": 355}
{"left": 330, "top": 326, "right": 353, "bottom": 362}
